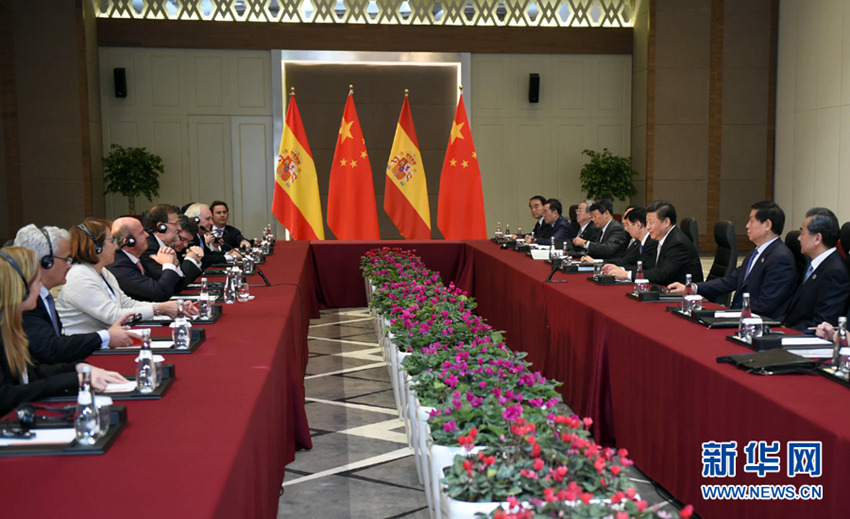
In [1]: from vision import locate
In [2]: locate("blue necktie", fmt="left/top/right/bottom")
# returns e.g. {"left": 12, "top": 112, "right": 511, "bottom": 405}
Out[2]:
{"left": 744, "top": 251, "right": 759, "bottom": 279}
{"left": 803, "top": 264, "right": 814, "bottom": 283}
{"left": 45, "top": 294, "right": 60, "bottom": 336}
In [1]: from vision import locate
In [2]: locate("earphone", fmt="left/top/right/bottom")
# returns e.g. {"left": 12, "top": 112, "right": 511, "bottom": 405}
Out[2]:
{"left": 77, "top": 223, "right": 104, "bottom": 254}
{"left": 0, "top": 249, "right": 31, "bottom": 301}
{"left": 120, "top": 236, "right": 136, "bottom": 249}
{"left": 39, "top": 227, "right": 54, "bottom": 270}
{"left": 16, "top": 403, "right": 75, "bottom": 430}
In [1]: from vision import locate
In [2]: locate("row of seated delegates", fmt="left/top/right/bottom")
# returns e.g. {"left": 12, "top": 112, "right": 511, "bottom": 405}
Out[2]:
{"left": 106, "top": 217, "right": 183, "bottom": 302}
{"left": 667, "top": 201, "right": 797, "bottom": 321}
{"left": 0, "top": 247, "right": 127, "bottom": 415}
{"left": 210, "top": 200, "right": 251, "bottom": 250}
{"left": 583, "top": 207, "right": 658, "bottom": 270}
{"left": 602, "top": 200, "right": 704, "bottom": 285}
{"left": 13, "top": 225, "right": 139, "bottom": 364}
{"left": 140, "top": 204, "right": 204, "bottom": 293}
{"left": 54, "top": 219, "right": 196, "bottom": 335}
{"left": 527, "top": 199, "right": 577, "bottom": 247}
{"left": 183, "top": 203, "right": 242, "bottom": 270}
{"left": 572, "top": 199, "right": 629, "bottom": 260}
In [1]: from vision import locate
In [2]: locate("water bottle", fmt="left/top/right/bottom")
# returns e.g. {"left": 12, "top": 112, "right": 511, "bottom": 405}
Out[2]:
{"left": 505, "top": 223, "right": 511, "bottom": 237}
{"left": 738, "top": 292, "right": 752, "bottom": 338}
{"left": 517, "top": 227, "right": 522, "bottom": 238}
{"left": 75, "top": 365, "right": 100, "bottom": 445}
{"left": 198, "top": 277, "right": 211, "bottom": 319}
{"left": 266, "top": 224, "right": 275, "bottom": 242}
{"left": 562, "top": 241, "right": 570, "bottom": 264}
{"left": 633, "top": 260, "right": 644, "bottom": 294}
{"left": 136, "top": 329, "right": 156, "bottom": 393}
{"left": 494, "top": 221, "right": 503, "bottom": 239}
{"left": 261, "top": 236, "right": 271, "bottom": 256}
{"left": 171, "top": 299, "right": 192, "bottom": 349}
{"left": 833, "top": 317, "right": 849, "bottom": 374}
{"left": 242, "top": 254, "right": 254, "bottom": 276}
{"left": 223, "top": 267, "right": 237, "bottom": 304}
{"left": 682, "top": 273, "right": 694, "bottom": 313}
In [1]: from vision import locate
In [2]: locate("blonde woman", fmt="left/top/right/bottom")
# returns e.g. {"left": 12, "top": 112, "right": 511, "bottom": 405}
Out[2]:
{"left": 0, "top": 246, "right": 126, "bottom": 415}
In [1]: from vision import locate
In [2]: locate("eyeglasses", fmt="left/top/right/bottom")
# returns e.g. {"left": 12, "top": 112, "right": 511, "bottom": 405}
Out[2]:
{"left": 52, "top": 256, "right": 73, "bottom": 265}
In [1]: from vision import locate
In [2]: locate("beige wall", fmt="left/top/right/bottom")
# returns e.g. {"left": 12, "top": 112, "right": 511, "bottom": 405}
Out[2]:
{"left": 472, "top": 53, "right": 632, "bottom": 234}
{"left": 776, "top": 0, "right": 850, "bottom": 229}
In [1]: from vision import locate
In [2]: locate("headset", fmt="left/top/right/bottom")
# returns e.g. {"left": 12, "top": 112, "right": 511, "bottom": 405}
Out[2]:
{"left": 16, "top": 403, "right": 75, "bottom": 429}
{"left": 119, "top": 235, "right": 136, "bottom": 250}
{"left": 0, "top": 249, "right": 31, "bottom": 301}
{"left": 145, "top": 216, "right": 169, "bottom": 235}
{"left": 77, "top": 223, "right": 104, "bottom": 254}
{"left": 38, "top": 227, "right": 54, "bottom": 270}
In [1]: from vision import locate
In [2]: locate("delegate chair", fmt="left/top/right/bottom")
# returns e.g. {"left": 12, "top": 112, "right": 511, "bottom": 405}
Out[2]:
{"left": 680, "top": 217, "right": 700, "bottom": 253}
{"left": 840, "top": 221, "right": 850, "bottom": 274}
{"left": 705, "top": 220, "right": 738, "bottom": 307}
{"left": 784, "top": 229, "right": 809, "bottom": 286}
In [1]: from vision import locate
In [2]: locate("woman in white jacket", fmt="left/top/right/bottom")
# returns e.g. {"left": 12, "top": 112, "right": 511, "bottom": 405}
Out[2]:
{"left": 57, "top": 219, "right": 193, "bottom": 334}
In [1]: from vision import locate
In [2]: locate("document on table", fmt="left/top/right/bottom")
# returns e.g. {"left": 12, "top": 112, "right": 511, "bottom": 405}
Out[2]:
{"left": 0, "top": 428, "right": 76, "bottom": 447}
{"left": 104, "top": 381, "right": 138, "bottom": 393}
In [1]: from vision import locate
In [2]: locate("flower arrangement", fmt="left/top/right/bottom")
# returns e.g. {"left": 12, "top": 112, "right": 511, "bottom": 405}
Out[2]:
{"left": 361, "top": 247, "right": 693, "bottom": 519}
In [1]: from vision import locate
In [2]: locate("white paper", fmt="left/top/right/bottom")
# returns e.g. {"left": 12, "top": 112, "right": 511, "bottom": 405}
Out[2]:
{"left": 0, "top": 427, "right": 76, "bottom": 447}
{"left": 715, "top": 311, "right": 741, "bottom": 318}
{"left": 170, "top": 294, "right": 218, "bottom": 302}
{"left": 787, "top": 347, "right": 850, "bottom": 359}
{"left": 530, "top": 250, "right": 551, "bottom": 260}
{"left": 781, "top": 337, "right": 833, "bottom": 346}
{"left": 104, "top": 381, "right": 137, "bottom": 393}
{"left": 151, "top": 340, "right": 175, "bottom": 349}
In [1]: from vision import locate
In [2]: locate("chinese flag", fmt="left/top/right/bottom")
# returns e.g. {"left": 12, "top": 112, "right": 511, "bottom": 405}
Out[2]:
{"left": 437, "top": 93, "right": 486, "bottom": 239}
{"left": 384, "top": 92, "right": 431, "bottom": 239}
{"left": 272, "top": 91, "right": 325, "bottom": 240}
{"left": 327, "top": 90, "right": 380, "bottom": 239}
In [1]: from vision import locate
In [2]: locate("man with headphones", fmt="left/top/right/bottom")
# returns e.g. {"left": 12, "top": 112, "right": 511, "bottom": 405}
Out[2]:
{"left": 184, "top": 202, "right": 242, "bottom": 269}
{"left": 13, "top": 224, "right": 139, "bottom": 363}
{"left": 141, "top": 204, "right": 204, "bottom": 290}
{"left": 105, "top": 217, "right": 182, "bottom": 302}
{"left": 210, "top": 200, "right": 251, "bottom": 250}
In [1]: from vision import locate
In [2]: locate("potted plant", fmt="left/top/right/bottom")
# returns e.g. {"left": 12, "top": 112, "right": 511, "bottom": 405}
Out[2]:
{"left": 103, "top": 144, "right": 164, "bottom": 215}
{"left": 578, "top": 148, "right": 638, "bottom": 202}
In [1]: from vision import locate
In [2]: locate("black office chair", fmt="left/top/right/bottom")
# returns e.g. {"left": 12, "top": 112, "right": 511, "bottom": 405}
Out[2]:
{"left": 840, "top": 221, "right": 850, "bottom": 274}
{"left": 680, "top": 216, "right": 699, "bottom": 253}
{"left": 784, "top": 229, "right": 809, "bottom": 285}
{"left": 706, "top": 220, "right": 737, "bottom": 306}
{"left": 568, "top": 204, "right": 579, "bottom": 234}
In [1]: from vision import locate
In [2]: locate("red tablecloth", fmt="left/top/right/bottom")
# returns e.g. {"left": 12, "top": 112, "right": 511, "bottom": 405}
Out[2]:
{"left": 0, "top": 242, "right": 314, "bottom": 519}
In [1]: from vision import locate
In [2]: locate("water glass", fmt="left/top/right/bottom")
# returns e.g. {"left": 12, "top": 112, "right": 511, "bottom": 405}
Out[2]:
{"left": 684, "top": 295, "right": 703, "bottom": 315}
{"left": 740, "top": 317, "right": 764, "bottom": 343}
{"left": 634, "top": 279, "right": 649, "bottom": 294}
{"left": 238, "top": 280, "right": 250, "bottom": 302}
{"left": 95, "top": 396, "right": 112, "bottom": 438}
{"left": 593, "top": 259, "right": 603, "bottom": 279}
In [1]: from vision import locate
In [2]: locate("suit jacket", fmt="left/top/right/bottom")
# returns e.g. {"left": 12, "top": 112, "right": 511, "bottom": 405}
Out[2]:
{"left": 630, "top": 226, "right": 703, "bottom": 285}
{"left": 783, "top": 250, "right": 850, "bottom": 331}
{"left": 106, "top": 250, "right": 180, "bottom": 302}
{"left": 212, "top": 224, "right": 248, "bottom": 250}
{"left": 608, "top": 236, "right": 658, "bottom": 270}
{"left": 536, "top": 216, "right": 577, "bottom": 246}
{"left": 568, "top": 222, "right": 600, "bottom": 255}
{"left": 0, "top": 335, "right": 78, "bottom": 416}
{"left": 192, "top": 232, "right": 228, "bottom": 269}
{"left": 57, "top": 263, "right": 155, "bottom": 334}
{"left": 23, "top": 296, "right": 103, "bottom": 364}
{"left": 697, "top": 239, "right": 797, "bottom": 318}
{"left": 585, "top": 219, "right": 629, "bottom": 260}
{"left": 531, "top": 218, "right": 548, "bottom": 237}
{"left": 140, "top": 235, "right": 203, "bottom": 293}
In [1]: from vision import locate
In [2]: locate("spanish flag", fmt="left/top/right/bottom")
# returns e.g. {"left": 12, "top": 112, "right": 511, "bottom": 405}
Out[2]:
{"left": 272, "top": 91, "right": 325, "bottom": 240}
{"left": 327, "top": 88, "right": 380, "bottom": 240}
{"left": 437, "top": 92, "right": 487, "bottom": 239}
{"left": 384, "top": 92, "right": 431, "bottom": 239}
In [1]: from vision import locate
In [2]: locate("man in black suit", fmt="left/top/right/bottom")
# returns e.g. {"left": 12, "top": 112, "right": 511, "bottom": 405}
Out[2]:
{"left": 14, "top": 224, "right": 136, "bottom": 363}
{"left": 528, "top": 195, "right": 548, "bottom": 237}
{"left": 532, "top": 198, "right": 576, "bottom": 246}
{"left": 603, "top": 200, "right": 703, "bottom": 285}
{"left": 184, "top": 202, "right": 242, "bottom": 269}
{"left": 107, "top": 217, "right": 181, "bottom": 302}
{"left": 668, "top": 201, "right": 797, "bottom": 318}
{"left": 602, "top": 207, "right": 658, "bottom": 269}
{"left": 141, "top": 204, "right": 204, "bottom": 291}
{"left": 573, "top": 199, "right": 629, "bottom": 260}
{"left": 569, "top": 200, "right": 599, "bottom": 255}
{"left": 210, "top": 200, "right": 251, "bottom": 250}
{"left": 783, "top": 207, "right": 850, "bottom": 331}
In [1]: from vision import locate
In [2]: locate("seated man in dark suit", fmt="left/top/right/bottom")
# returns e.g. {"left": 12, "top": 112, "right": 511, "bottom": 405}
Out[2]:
{"left": 783, "top": 207, "right": 850, "bottom": 331}
{"left": 603, "top": 200, "right": 703, "bottom": 285}
{"left": 573, "top": 199, "right": 628, "bottom": 260}
{"left": 106, "top": 217, "right": 181, "bottom": 302}
{"left": 530, "top": 198, "right": 576, "bottom": 247}
{"left": 598, "top": 207, "right": 658, "bottom": 269}
{"left": 667, "top": 201, "right": 797, "bottom": 318}
{"left": 528, "top": 195, "right": 548, "bottom": 238}
{"left": 184, "top": 203, "right": 242, "bottom": 269}
{"left": 141, "top": 204, "right": 204, "bottom": 292}
{"left": 210, "top": 200, "right": 251, "bottom": 250}
{"left": 568, "top": 200, "right": 599, "bottom": 255}
{"left": 13, "top": 224, "right": 137, "bottom": 363}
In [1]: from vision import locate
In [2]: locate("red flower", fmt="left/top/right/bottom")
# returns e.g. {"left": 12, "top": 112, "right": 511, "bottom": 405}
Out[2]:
{"left": 625, "top": 487, "right": 637, "bottom": 500}
{"left": 543, "top": 488, "right": 557, "bottom": 502}
{"left": 580, "top": 492, "right": 593, "bottom": 505}
{"left": 680, "top": 504, "right": 694, "bottom": 518}
{"left": 611, "top": 491, "right": 625, "bottom": 504}
{"left": 533, "top": 458, "right": 544, "bottom": 471}
{"left": 610, "top": 465, "right": 621, "bottom": 476}
{"left": 636, "top": 500, "right": 647, "bottom": 512}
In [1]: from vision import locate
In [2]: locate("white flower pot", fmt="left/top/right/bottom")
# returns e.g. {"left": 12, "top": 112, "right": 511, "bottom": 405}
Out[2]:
{"left": 440, "top": 490, "right": 508, "bottom": 519}
{"left": 427, "top": 443, "right": 484, "bottom": 519}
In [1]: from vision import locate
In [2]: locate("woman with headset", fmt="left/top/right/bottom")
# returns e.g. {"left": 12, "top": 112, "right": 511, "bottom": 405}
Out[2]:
{"left": 0, "top": 246, "right": 127, "bottom": 415}
{"left": 56, "top": 219, "right": 190, "bottom": 334}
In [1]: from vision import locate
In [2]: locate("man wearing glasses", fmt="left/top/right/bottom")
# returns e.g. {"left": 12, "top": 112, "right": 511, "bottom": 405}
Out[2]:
{"left": 13, "top": 224, "right": 137, "bottom": 363}
{"left": 141, "top": 204, "right": 203, "bottom": 291}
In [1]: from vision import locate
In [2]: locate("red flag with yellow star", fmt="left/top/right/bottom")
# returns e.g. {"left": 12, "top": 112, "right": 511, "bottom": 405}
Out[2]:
{"left": 437, "top": 93, "right": 486, "bottom": 239}
{"left": 327, "top": 90, "right": 380, "bottom": 239}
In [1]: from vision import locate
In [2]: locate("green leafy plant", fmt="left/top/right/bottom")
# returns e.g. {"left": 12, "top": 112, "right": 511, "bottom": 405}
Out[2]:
{"left": 103, "top": 144, "right": 164, "bottom": 214}
{"left": 578, "top": 148, "right": 638, "bottom": 202}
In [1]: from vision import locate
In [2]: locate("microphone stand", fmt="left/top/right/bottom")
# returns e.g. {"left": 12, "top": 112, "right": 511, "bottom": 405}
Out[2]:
{"left": 544, "top": 257, "right": 568, "bottom": 283}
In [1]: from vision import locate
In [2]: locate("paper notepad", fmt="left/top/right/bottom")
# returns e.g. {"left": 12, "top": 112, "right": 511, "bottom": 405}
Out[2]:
{"left": 0, "top": 428, "right": 76, "bottom": 447}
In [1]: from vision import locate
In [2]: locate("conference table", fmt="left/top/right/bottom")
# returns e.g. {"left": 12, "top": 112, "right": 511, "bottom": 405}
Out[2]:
{"left": 0, "top": 241, "right": 317, "bottom": 519}
{"left": 3, "top": 238, "right": 846, "bottom": 518}
{"left": 309, "top": 239, "right": 848, "bottom": 519}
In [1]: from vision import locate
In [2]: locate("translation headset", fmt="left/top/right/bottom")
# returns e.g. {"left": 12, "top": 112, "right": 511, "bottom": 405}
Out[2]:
{"left": 0, "top": 249, "right": 31, "bottom": 301}
{"left": 77, "top": 223, "right": 104, "bottom": 254}
{"left": 16, "top": 403, "right": 75, "bottom": 430}
{"left": 120, "top": 235, "right": 136, "bottom": 249}
{"left": 39, "top": 227, "right": 54, "bottom": 270}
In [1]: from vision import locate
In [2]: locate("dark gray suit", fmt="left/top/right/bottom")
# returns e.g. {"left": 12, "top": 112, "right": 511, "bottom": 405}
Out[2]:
{"left": 783, "top": 250, "right": 850, "bottom": 331}
{"left": 585, "top": 219, "right": 629, "bottom": 260}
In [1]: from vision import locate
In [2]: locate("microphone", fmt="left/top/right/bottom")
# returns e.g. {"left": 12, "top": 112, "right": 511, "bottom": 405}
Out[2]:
{"left": 256, "top": 267, "right": 271, "bottom": 286}
{"left": 544, "top": 257, "right": 567, "bottom": 283}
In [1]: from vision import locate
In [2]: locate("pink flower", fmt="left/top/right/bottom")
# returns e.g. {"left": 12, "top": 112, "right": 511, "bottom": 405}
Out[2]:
{"left": 680, "top": 505, "right": 694, "bottom": 518}
{"left": 502, "top": 404, "right": 523, "bottom": 422}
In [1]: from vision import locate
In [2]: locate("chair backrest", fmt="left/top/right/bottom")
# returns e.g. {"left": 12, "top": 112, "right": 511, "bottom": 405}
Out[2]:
{"left": 840, "top": 221, "right": 850, "bottom": 257}
{"left": 784, "top": 229, "right": 808, "bottom": 285}
{"left": 707, "top": 220, "right": 737, "bottom": 280}
{"left": 680, "top": 216, "right": 699, "bottom": 253}
{"left": 568, "top": 204, "right": 579, "bottom": 233}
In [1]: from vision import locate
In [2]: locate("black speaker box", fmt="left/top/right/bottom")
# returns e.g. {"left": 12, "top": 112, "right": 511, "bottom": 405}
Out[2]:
{"left": 528, "top": 73, "right": 540, "bottom": 103}
{"left": 114, "top": 68, "right": 127, "bottom": 98}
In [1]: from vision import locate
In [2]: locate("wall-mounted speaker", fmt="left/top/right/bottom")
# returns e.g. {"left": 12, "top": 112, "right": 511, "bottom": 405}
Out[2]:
{"left": 114, "top": 68, "right": 127, "bottom": 98}
{"left": 528, "top": 73, "right": 540, "bottom": 103}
